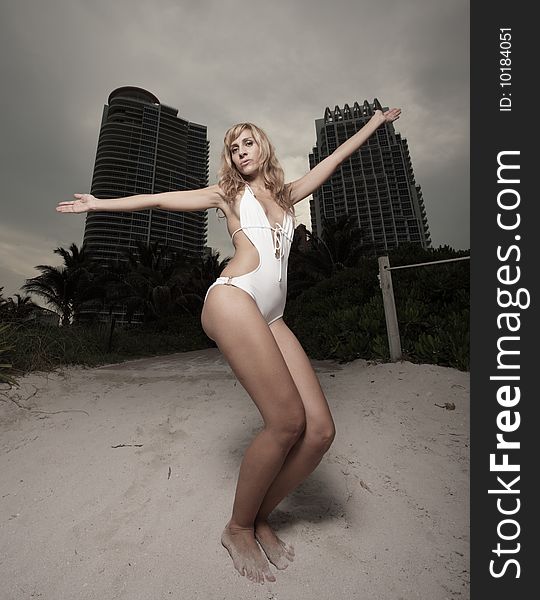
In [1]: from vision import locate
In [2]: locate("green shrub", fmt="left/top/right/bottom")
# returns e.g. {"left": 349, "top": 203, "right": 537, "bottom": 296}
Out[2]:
{"left": 285, "top": 250, "right": 469, "bottom": 370}
{"left": 407, "top": 310, "right": 469, "bottom": 370}
{"left": 0, "top": 323, "right": 18, "bottom": 385}
{"left": 2, "top": 246, "right": 470, "bottom": 374}
{"left": 2, "top": 315, "right": 213, "bottom": 375}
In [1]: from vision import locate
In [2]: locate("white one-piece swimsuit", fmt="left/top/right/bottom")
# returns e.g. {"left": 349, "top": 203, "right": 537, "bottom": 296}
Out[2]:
{"left": 204, "top": 183, "right": 295, "bottom": 325}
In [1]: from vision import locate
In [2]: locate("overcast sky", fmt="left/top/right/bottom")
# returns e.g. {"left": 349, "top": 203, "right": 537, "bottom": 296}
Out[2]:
{"left": 0, "top": 0, "right": 469, "bottom": 299}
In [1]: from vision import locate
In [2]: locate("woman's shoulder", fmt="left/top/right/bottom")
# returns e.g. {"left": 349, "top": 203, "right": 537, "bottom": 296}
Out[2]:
{"left": 211, "top": 184, "right": 245, "bottom": 218}
{"left": 207, "top": 184, "right": 231, "bottom": 208}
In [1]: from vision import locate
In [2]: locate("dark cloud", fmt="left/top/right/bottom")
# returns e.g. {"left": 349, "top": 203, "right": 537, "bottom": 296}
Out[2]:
{"left": 0, "top": 0, "right": 469, "bottom": 297}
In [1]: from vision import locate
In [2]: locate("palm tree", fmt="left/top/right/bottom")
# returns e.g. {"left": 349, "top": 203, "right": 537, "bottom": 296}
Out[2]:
{"left": 22, "top": 243, "right": 102, "bottom": 326}
{"left": 110, "top": 241, "right": 190, "bottom": 323}
{"left": 288, "top": 214, "right": 373, "bottom": 298}
{"left": 0, "top": 293, "right": 38, "bottom": 321}
{"left": 182, "top": 249, "right": 231, "bottom": 313}
{"left": 318, "top": 213, "right": 375, "bottom": 267}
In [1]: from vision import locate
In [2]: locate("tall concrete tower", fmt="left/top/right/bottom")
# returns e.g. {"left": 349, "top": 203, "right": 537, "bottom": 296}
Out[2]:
{"left": 309, "top": 99, "right": 430, "bottom": 253}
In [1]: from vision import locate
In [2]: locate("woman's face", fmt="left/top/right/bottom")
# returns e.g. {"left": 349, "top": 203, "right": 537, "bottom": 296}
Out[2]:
{"left": 230, "top": 129, "right": 261, "bottom": 176}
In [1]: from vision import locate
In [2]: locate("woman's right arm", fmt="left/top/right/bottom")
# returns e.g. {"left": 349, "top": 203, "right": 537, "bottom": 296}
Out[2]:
{"left": 56, "top": 184, "right": 224, "bottom": 214}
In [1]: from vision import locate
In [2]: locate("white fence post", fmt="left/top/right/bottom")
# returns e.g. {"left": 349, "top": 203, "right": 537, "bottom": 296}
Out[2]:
{"left": 378, "top": 256, "right": 402, "bottom": 362}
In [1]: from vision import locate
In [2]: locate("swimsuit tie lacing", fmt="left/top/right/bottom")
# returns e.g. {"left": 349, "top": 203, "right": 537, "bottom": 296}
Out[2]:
{"left": 272, "top": 222, "right": 286, "bottom": 282}
{"left": 231, "top": 223, "right": 292, "bottom": 283}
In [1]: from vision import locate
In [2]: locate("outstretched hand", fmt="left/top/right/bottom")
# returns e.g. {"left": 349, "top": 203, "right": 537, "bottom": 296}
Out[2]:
{"left": 56, "top": 193, "right": 96, "bottom": 214}
{"left": 374, "top": 108, "right": 401, "bottom": 124}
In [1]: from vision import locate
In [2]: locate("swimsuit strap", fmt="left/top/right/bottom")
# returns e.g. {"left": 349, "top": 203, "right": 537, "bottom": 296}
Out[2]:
{"left": 244, "top": 181, "right": 289, "bottom": 224}
{"left": 231, "top": 227, "right": 243, "bottom": 240}
{"left": 231, "top": 183, "right": 293, "bottom": 282}
{"left": 230, "top": 224, "right": 293, "bottom": 242}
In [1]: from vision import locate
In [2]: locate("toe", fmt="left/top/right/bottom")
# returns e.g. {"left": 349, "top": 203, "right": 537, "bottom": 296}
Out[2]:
{"left": 238, "top": 566, "right": 246, "bottom": 577}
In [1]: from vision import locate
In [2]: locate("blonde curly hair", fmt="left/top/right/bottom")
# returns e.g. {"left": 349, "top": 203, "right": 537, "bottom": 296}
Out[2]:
{"left": 217, "top": 123, "right": 295, "bottom": 219}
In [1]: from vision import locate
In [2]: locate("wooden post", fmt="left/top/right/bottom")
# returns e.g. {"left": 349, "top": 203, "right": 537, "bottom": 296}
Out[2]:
{"left": 107, "top": 316, "right": 116, "bottom": 353}
{"left": 378, "top": 256, "right": 402, "bottom": 361}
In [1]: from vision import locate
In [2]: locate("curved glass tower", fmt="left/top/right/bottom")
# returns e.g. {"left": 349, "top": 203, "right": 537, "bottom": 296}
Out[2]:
{"left": 83, "top": 86, "right": 209, "bottom": 262}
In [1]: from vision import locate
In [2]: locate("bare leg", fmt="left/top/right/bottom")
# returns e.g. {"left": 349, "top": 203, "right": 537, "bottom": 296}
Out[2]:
{"left": 201, "top": 286, "right": 306, "bottom": 583}
{"left": 254, "top": 318, "right": 336, "bottom": 567}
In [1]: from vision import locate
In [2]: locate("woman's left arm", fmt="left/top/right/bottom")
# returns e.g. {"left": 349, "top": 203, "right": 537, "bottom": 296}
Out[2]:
{"left": 288, "top": 108, "right": 401, "bottom": 204}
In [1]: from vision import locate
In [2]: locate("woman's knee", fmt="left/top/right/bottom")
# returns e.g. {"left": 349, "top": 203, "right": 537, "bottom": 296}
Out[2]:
{"left": 306, "top": 421, "right": 336, "bottom": 454}
{"left": 267, "top": 406, "right": 306, "bottom": 447}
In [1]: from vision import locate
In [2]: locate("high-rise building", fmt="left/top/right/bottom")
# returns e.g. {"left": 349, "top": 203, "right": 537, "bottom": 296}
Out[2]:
{"left": 83, "top": 86, "right": 209, "bottom": 262}
{"left": 309, "top": 99, "right": 430, "bottom": 253}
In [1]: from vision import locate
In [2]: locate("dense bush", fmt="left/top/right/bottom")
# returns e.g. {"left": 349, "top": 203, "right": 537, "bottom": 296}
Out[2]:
{"left": 2, "top": 316, "right": 212, "bottom": 376}
{"left": 285, "top": 246, "right": 469, "bottom": 370}
{"left": 0, "top": 323, "right": 18, "bottom": 385}
{"left": 2, "top": 240, "right": 469, "bottom": 377}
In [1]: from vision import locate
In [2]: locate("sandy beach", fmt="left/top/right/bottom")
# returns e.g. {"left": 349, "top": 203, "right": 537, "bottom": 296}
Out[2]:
{"left": 1, "top": 349, "right": 469, "bottom": 599}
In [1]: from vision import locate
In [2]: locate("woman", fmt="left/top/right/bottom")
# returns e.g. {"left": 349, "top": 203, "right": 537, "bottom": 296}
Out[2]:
{"left": 56, "top": 107, "right": 401, "bottom": 584}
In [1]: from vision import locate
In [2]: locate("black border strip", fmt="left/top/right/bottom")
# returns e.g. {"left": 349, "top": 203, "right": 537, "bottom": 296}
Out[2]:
{"left": 471, "top": 2, "right": 537, "bottom": 596}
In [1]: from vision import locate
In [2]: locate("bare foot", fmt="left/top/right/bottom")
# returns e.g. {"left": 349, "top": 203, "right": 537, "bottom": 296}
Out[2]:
{"left": 254, "top": 519, "right": 295, "bottom": 570}
{"left": 221, "top": 523, "right": 276, "bottom": 584}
